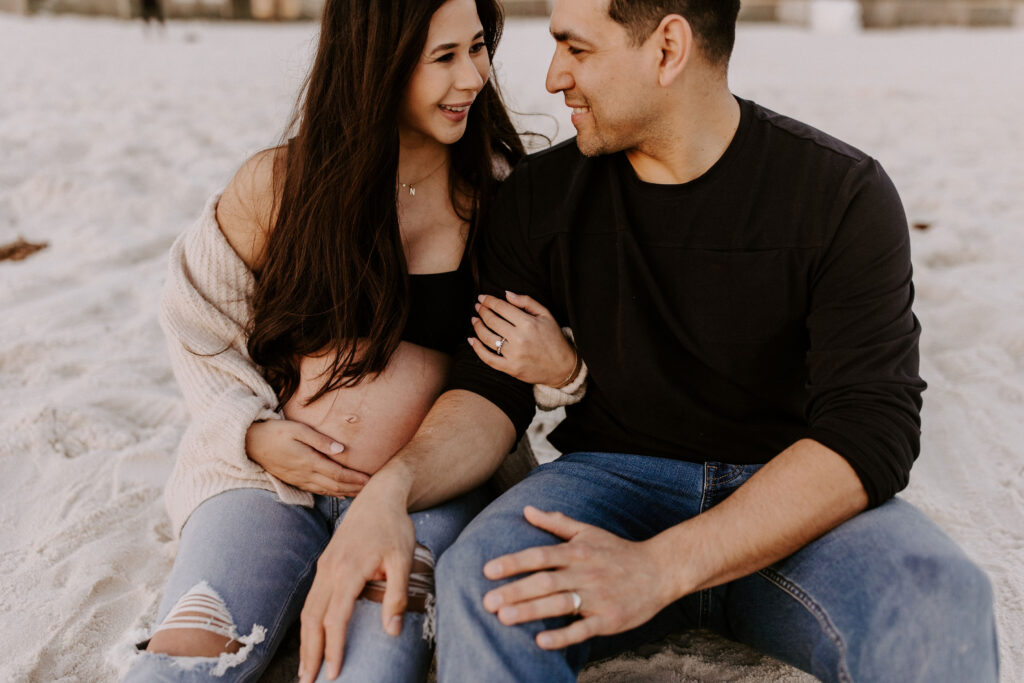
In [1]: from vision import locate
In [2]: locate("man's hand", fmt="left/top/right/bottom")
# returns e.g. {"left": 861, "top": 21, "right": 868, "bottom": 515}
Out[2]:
{"left": 298, "top": 478, "right": 415, "bottom": 683}
{"left": 482, "top": 441, "right": 869, "bottom": 654}
{"left": 481, "top": 506, "right": 677, "bottom": 650}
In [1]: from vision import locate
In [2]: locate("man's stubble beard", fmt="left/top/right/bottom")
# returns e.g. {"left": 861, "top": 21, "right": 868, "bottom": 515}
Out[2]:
{"left": 575, "top": 109, "right": 649, "bottom": 159}
{"left": 575, "top": 134, "right": 605, "bottom": 158}
{"left": 575, "top": 123, "right": 622, "bottom": 158}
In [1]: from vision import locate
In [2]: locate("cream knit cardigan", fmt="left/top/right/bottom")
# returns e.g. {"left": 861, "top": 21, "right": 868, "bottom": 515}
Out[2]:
{"left": 159, "top": 193, "right": 587, "bottom": 536}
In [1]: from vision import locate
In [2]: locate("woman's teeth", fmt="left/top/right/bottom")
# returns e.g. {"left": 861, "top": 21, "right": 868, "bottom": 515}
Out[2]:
{"left": 440, "top": 104, "right": 468, "bottom": 113}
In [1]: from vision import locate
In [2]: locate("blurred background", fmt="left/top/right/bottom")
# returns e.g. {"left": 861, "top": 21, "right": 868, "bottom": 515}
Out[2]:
{"left": 0, "top": 1, "right": 1021, "bottom": 682}
{"left": 2, "top": 0, "right": 1024, "bottom": 26}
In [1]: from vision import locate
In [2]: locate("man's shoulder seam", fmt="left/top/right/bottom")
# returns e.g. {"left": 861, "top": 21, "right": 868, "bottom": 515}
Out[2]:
{"left": 751, "top": 103, "right": 868, "bottom": 164}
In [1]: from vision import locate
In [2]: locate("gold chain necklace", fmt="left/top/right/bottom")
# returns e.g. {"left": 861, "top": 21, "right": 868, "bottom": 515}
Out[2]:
{"left": 398, "top": 158, "right": 447, "bottom": 197}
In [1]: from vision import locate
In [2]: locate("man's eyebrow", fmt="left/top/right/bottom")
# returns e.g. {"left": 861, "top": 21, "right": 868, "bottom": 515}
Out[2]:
{"left": 550, "top": 29, "right": 593, "bottom": 46}
{"left": 428, "top": 30, "right": 486, "bottom": 54}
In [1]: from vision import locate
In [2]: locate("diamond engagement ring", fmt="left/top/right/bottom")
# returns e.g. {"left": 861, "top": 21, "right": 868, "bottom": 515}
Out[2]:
{"left": 569, "top": 591, "right": 582, "bottom": 615}
{"left": 495, "top": 337, "right": 507, "bottom": 356}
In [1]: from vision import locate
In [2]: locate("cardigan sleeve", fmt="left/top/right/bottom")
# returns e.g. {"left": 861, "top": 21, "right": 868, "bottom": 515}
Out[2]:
{"left": 159, "top": 193, "right": 313, "bottom": 533}
{"left": 533, "top": 327, "right": 588, "bottom": 410}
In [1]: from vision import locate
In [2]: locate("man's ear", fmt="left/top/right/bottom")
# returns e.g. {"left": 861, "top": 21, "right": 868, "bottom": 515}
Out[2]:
{"left": 651, "top": 14, "right": 693, "bottom": 87}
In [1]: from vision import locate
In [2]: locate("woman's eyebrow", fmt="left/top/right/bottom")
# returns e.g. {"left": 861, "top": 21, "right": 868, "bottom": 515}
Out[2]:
{"left": 428, "top": 30, "right": 486, "bottom": 55}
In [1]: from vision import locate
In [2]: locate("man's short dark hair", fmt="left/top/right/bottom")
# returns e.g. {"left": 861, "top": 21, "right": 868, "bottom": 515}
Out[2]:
{"left": 607, "top": 0, "right": 740, "bottom": 66}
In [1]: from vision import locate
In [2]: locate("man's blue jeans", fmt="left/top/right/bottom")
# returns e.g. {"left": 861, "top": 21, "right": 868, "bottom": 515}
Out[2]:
{"left": 436, "top": 452, "right": 998, "bottom": 682}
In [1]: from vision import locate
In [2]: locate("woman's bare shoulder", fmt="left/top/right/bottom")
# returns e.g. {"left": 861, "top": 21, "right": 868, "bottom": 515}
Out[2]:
{"left": 215, "top": 145, "right": 287, "bottom": 271}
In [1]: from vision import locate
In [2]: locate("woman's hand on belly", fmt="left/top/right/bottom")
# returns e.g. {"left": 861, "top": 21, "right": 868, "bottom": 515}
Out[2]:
{"left": 284, "top": 341, "right": 452, "bottom": 476}
{"left": 245, "top": 419, "right": 370, "bottom": 496}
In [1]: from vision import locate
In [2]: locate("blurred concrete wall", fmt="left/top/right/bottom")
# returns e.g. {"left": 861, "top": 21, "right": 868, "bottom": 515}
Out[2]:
{"left": 741, "top": 0, "right": 1023, "bottom": 27}
{"left": 19, "top": 0, "right": 129, "bottom": 16}
{"left": 859, "top": 0, "right": 1022, "bottom": 26}
{"left": 13, "top": 0, "right": 238, "bottom": 18}
{"left": 2, "top": 0, "right": 1023, "bottom": 27}
{"left": 504, "top": 0, "right": 550, "bottom": 15}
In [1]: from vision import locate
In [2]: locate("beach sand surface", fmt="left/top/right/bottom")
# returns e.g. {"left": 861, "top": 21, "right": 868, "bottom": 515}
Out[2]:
{"left": 0, "top": 15, "right": 1021, "bottom": 682}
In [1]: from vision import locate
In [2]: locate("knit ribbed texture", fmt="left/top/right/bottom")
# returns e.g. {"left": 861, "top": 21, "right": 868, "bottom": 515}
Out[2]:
{"left": 533, "top": 328, "right": 588, "bottom": 410}
{"left": 159, "top": 193, "right": 312, "bottom": 536}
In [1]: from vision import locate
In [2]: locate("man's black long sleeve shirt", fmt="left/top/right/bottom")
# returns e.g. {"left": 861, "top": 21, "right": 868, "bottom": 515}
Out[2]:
{"left": 449, "top": 98, "right": 926, "bottom": 507}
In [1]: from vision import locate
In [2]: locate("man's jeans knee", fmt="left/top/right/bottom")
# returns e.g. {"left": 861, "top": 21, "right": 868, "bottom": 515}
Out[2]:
{"left": 435, "top": 468, "right": 598, "bottom": 683}
{"left": 727, "top": 497, "right": 999, "bottom": 683}
{"left": 436, "top": 455, "right": 998, "bottom": 683}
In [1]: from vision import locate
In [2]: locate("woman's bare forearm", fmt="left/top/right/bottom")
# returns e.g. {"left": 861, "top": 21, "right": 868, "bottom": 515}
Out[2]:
{"left": 374, "top": 389, "right": 517, "bottom": 511}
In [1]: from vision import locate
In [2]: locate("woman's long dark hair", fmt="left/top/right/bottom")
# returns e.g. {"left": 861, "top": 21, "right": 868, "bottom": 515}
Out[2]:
{"left": 248, "top": 0, "right": 525, "bottom": 407}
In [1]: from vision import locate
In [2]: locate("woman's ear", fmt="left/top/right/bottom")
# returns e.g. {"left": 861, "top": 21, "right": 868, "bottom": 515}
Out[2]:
{"left": 651, "top": 14, "right": 693, "bottom": 87}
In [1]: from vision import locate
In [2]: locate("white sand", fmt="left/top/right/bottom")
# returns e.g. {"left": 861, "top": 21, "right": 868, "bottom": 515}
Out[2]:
{"left": 0, "top": 14, "right": 1020, "bottom": 682}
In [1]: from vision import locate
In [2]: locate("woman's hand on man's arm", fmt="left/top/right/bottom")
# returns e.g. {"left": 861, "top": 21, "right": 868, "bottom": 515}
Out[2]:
{"left": 469, "top": 291, "right": 578, "bottom": 387}
{"left": 245, "top": 419, "right": 369, "bottom": 497}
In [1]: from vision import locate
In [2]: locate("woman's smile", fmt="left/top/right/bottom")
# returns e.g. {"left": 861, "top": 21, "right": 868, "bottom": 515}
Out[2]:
{"left": 439, "top": 101, "right": 472, "bottom": 122}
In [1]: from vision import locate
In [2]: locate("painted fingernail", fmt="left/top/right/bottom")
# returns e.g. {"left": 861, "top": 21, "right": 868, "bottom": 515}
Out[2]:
{"left": 505, "top": 290, "right": 516, "bottom": 298}
{"left": 474, "top": 302, "right": 481, "bottom": 311}
{"left": 471, "top": 316, "right": 480, "bottom": 324}
{"left": 501, "top": 606, "right": 518, "bottom": 621}
{"left": 477, "top": 294, "right": 485, "bottom": 302}
{"left": 388, "top": 615, "right": 402, "bottom": 635}
{"left": 330, "top": 442, "right": 344, "bottom": 454}
{"left": 538, "top": 633, "right": 553, "bottom": 647}
{"left": 483, "top": 560, "right": 499, "bottom": 577}
{"left": 467, "top": 337, "right": 475, "bottom": 346}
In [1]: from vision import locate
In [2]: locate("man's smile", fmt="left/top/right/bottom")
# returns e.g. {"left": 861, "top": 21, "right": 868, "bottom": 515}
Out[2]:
{"left": 567, "top": 102, "right": 591, "bottom": 125}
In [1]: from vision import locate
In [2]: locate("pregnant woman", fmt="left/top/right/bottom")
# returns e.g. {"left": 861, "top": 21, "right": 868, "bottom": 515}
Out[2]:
{"left": 123, "top": 0, "right": 585, "bottom": 681}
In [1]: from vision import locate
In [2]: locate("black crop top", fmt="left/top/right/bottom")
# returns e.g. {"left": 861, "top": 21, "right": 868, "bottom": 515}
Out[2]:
{"left": 404, "top": 260, "right": 475, "bottom": 354}
{"left": 281, "top": 138, "right": 473, "bottom": 354}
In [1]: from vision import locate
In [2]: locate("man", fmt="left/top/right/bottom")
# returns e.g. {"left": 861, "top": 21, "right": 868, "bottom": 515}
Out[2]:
{"left": 297, "top": 1, "right": 999, "bottom": 681}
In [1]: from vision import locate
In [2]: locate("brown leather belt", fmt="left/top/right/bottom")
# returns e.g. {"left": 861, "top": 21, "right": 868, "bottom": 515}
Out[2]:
{"left": 358, "top": 544, "right": 434, "bottom": 613}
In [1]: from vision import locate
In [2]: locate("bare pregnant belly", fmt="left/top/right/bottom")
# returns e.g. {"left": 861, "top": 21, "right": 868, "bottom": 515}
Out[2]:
{"left": 282, "top": 342, "right": 452, "bottom": 476}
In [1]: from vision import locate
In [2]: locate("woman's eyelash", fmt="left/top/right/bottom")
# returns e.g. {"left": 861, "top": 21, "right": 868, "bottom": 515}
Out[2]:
{"left": 436, "top": 42, "right": 488, "bottom": 62}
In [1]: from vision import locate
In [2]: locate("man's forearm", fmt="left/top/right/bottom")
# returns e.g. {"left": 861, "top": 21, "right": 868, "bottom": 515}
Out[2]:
{"left": 649, "top": 439, "right": 870, "bottom": 602}
{"left": 375, "top": 389, "right": 518, "bottom": 511}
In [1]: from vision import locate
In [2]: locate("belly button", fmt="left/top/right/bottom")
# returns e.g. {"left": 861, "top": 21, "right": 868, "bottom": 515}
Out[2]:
{"left": 344, "top": 414, "right": 359, "bottom": 423}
